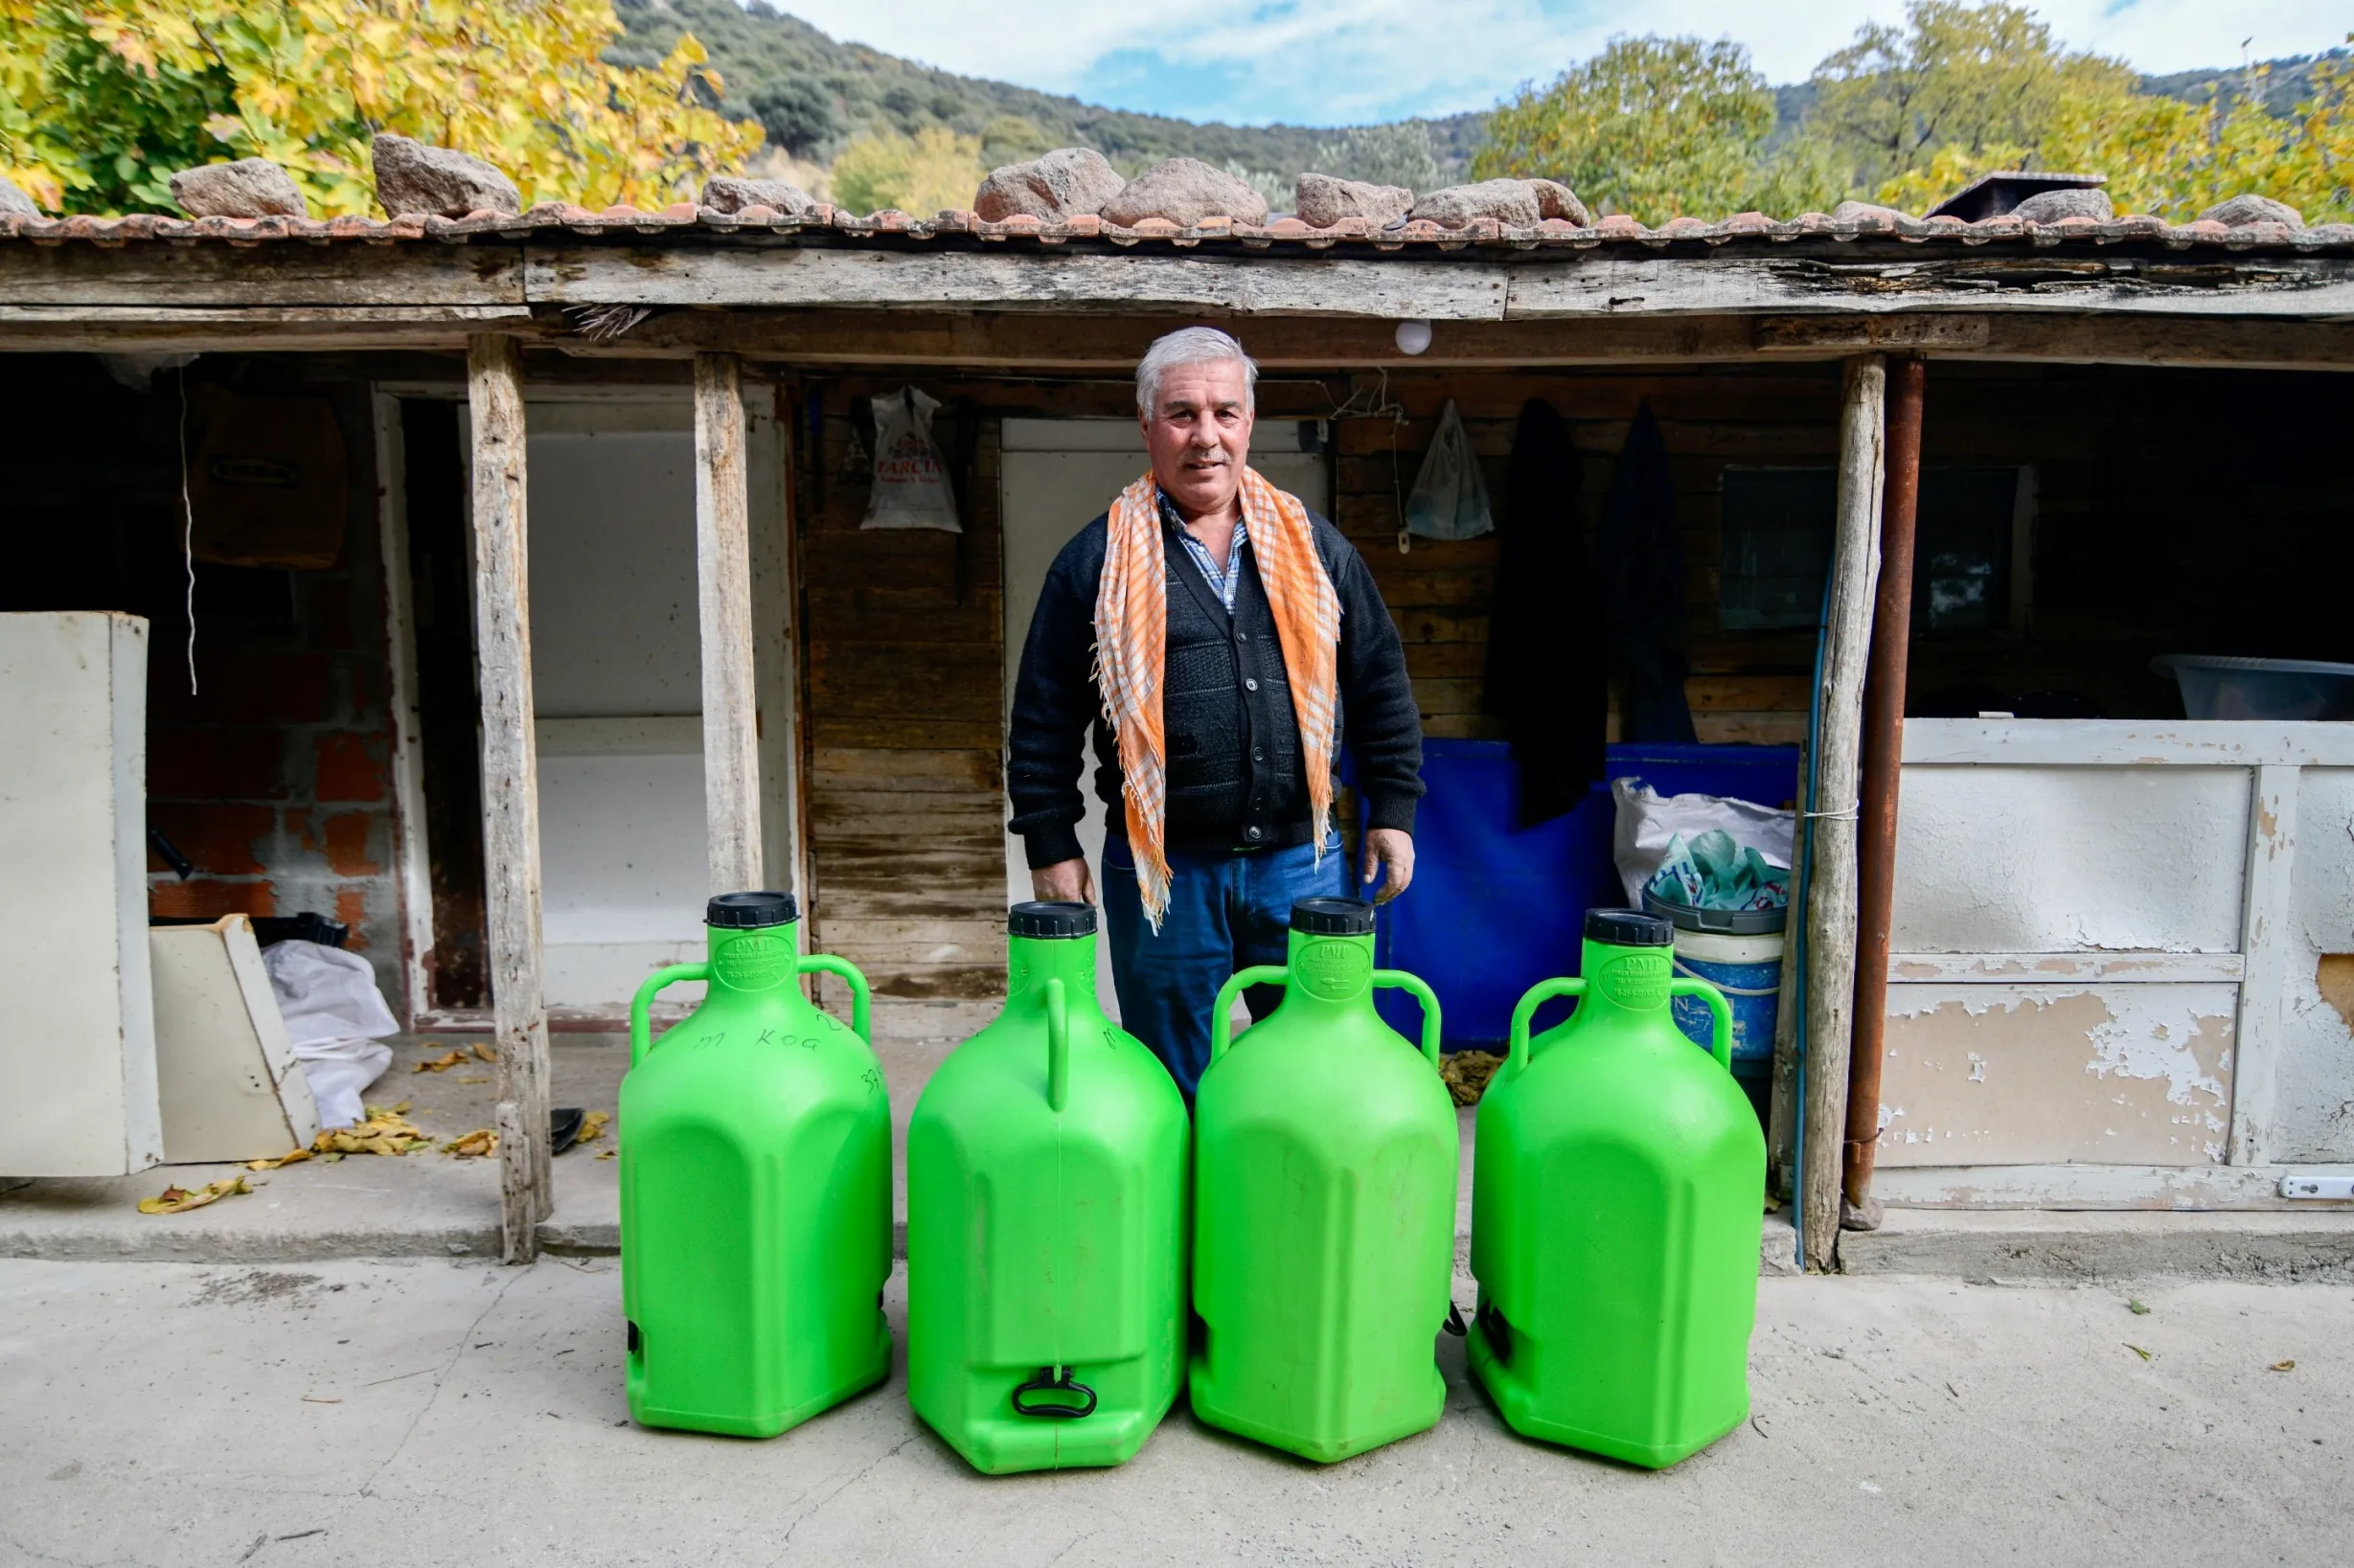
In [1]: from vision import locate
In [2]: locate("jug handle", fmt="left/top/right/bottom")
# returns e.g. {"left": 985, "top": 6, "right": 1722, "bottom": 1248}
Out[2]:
{"left": 1209, "top": 966, "right": 1290, "bottom": 1066}
{"left": 1507, "top": 978, "right": 1586, "bottom": 1080}
{"left": 1670, "top": 977, "right": 1735, "bottom": 1074}
{"left": 1043, "top": 976, "right": 1069, "bottom": 1113}
{"left": 798, "top": 954, "right": 874, "bottom": 1044}
{"left": 1372, "top": 970, "right": 1443, "bottom": 1067}
{"left": 628, "top": 963, "right": 711, "bottom": 1070}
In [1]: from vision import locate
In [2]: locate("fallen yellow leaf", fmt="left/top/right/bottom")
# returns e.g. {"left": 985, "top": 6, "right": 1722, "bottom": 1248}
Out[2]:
{"left": 314, "top": 1104, "right": 430, "bottom": 1157}
{"left": 2271, "top": 1359, "right": 2296, "bottom": 1372}
{"left": 576, "top": 1110, "right": 611, "bottom": 1145}
{"left": 245, "top": 1148, "right": 312, "bottom": 1171}
{"left": 1436, "top": 1050, "right": 1503, "bottom": 1107}
{"left": 455, "top": 1075, "right": 490, "bottom": 1085}
{"left": 414, "top": 1050, "right": 468, "bottom": 1074}
{"left": 442, "top": 1127, "right": 497, "bottom": 1158}
{"left": 595, "top": 1148, "right": 616, "bottom": 1160}
{"left": 138, "top": 1175, "right": 253, "bottom": 1215}
{"left": 472, "top": 1042, "right": 496, "bottom": 1063}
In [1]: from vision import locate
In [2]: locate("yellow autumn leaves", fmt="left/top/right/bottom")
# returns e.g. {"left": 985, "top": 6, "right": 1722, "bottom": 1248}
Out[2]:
{"left": 1877, "top": 63, "right": 2354, "bottom": 222}
{"left": 1, "top": 0, "right": 764, "bottom": 215}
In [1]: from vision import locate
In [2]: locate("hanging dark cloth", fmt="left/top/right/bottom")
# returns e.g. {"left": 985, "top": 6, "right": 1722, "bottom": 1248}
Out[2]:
{"left": 1484, "top": 398, "right": 1607, "bottom": 826}
{"left": 1603, "top": 401, "right": 1697, "bottom": 744}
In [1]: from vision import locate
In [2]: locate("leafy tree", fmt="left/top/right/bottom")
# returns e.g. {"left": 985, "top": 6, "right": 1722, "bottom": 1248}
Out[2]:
{"left": 1222, "top": 160, "right": 1290, "bottom": 212}
{"left": 0, "top": 0, "right": 763, "bottom": 216}
{"left": 748, "top": 79, "right": 839, "bottom": 159}
{"left": 1314, "top": 122, "right": 1440, "bottom": 193}
{"left": 1879, "top": 48, "right": 2354, "bottom": 222}
{"left": 830, "top": 124, "right": 983, "bottom": 215}
{"left": 979, "top": 114, "right": 1051, "bottom": 168}
{"left": 1805, "top": 1, "right": 2134, "bottom": 190}
{"left": 1474, "top": 36, "right": 1775, "bottom": 221}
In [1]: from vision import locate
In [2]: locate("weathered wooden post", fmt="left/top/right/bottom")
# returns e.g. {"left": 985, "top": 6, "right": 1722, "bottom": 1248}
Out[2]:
{"left": 1842, "top": 354, "right": 1926, "bottom": 1230}
{"left": 695, "top": 351, "right": 763, "bottom": 894}
{"left": 467, "top": 332, "right": 552, "bottom": 1262}
{"left": 1800, "top": 353, "right": 1885, "bottom": 1272}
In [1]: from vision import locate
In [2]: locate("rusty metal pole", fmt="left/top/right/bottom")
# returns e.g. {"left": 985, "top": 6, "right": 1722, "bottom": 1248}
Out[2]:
{"left": 1841, "top": 352, "right": 1925, "bottom": 1232}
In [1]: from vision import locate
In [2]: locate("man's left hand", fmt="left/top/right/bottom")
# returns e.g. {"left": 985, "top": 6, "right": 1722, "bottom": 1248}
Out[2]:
{"left": 1360, "top": 829, "right": 1414, "bottom": 905}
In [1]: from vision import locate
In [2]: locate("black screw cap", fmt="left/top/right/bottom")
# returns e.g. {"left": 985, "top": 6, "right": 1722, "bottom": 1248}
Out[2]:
{"left": 1585, "top": 907, "right": 1674, "bottom": 947}
{"left": 707, "top": 891, "right": 798, "bottom": 929}
{"left": 1009, "top": 900, "right": 1096, "bottom": 939}
{"left": 1291, "top": 897, "right": 1376, "bottom": 936}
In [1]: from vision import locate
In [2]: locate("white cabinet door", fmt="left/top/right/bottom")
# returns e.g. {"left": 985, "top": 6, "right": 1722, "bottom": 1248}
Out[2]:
{"left": 0, "top": 611, "right": 162, "bottom": 1175}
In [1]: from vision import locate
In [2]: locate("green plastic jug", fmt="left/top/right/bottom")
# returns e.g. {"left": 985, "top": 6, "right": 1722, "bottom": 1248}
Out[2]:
{"left": 906, "top": 901, "right": 1188, "bottom": 1473}
{"left": 1190, "top": 897, "right": 1453, "bottom": 1464}
{"left": 1469, "top": 908, "right": 1764, "bottom": 1468}
{"left": 619, "top": 891, "right": 888, "bottom": 1439}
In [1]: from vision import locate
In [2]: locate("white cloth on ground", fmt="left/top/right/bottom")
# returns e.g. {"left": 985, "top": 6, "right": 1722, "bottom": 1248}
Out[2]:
{"left": 260, "top": 941, "right": 400, "bottom": 1129}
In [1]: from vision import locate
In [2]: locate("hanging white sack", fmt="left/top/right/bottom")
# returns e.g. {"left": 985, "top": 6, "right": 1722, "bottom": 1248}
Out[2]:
{"left": 861, "top": 386, "right": 963, "bottom": 533}
{"left": 1403, "top": 399, "right": 1493, "bottom": 542}
{"left": 1611, "top": 778, "right": 1795, "bottom": 907}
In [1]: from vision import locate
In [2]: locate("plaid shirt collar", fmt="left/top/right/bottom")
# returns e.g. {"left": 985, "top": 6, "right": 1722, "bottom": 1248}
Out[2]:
{"left": 1158, "top": 488, "right": 1249, "bottom": 612}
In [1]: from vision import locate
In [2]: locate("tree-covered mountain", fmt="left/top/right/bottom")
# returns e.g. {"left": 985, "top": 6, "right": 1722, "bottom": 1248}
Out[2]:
{"left": 613, "top": 0, "right": 2342, "bottom": 200}
{"left": 610, "top": 0, "right": 1427, "bottom": 177}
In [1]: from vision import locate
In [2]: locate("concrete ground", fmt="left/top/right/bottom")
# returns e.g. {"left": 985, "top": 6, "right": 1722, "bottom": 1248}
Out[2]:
{"left": 2, "top": 1257, "right": 2347, "bottom": 1567}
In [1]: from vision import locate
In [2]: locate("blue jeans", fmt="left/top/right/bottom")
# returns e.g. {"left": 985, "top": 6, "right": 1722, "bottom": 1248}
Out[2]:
{"left": 1101, "top": 828, "right": 1348, "bottom": 1098}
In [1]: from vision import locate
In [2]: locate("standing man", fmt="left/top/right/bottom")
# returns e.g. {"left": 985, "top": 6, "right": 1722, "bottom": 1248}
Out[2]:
{"left": 1008, "top": 327, "right": 1425, "bottom": 1096}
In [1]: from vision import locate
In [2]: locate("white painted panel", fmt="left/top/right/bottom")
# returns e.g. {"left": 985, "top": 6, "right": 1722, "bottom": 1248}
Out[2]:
{"left": 1891, "top": 764, "right": 2250, "bottom": 952}
{"left": 526, "top": 428, "right": 701, "bottom": 718}
{"left": 542, "top": 941, "right": 706, "bottom": 1009}
{"left": 522, "top": 417, "right": 711, "bottom": 1009}
{"left": 1878, "top": 983, "right": 2235, "bottom": 1167}
{"left": 998, "top": 421, "right": 1329, "bottom": 1022}
{"left": 2274, "top": 766, "right": 2354, "bottom": 1161}
{"left": 150, "top": 918, "right": 319, "bottom": 1163}
{"left": 538, "top": 754, "right": 709, "bottom": 946}
{"left": 0, "top": 612, "right": 161, "bottom": 1176}
{"left": 1905, "top": 718, "right": 2354, "bottom": 767}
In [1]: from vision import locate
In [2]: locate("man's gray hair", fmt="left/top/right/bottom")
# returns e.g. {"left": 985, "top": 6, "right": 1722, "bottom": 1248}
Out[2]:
{"left": 1135, "top": 327, "right": 1258, "bottom": 417}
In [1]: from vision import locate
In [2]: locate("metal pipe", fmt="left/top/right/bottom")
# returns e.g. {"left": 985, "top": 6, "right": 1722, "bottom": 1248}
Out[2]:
{"left": 1841, "top": 353, "right": 1926, "bottom": 1225}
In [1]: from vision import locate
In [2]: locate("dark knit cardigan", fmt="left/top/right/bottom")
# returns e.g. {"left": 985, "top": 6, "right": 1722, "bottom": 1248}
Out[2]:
{"left": 1008, "top": 506, "right": 1425, "bottom": 868}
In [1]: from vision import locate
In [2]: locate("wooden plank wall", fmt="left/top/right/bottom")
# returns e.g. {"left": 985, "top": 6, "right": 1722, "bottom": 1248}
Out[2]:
{"left": 792, "top": 376, "right": 1009, "bottom": 1000}
{"left": 1337, "top": 361, "right": 2354, "bottom": 742}
{"left": 1336, "top": 364, "right": 1845, "bottom": 747}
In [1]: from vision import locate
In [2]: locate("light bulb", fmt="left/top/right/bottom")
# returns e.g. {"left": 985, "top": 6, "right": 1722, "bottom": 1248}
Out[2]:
{"left": 1394, "top": 319, "right": 1433, "bottom": 355}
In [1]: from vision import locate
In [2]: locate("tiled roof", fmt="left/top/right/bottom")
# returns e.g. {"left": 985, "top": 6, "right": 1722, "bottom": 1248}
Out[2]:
{"left": 5, "top": 202, "right": 2349, "bottom": 253}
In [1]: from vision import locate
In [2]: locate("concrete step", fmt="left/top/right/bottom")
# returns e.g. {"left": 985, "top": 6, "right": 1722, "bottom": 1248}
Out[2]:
{"left": 9, "top": 1011, "right": 2350, "bottom": 1280}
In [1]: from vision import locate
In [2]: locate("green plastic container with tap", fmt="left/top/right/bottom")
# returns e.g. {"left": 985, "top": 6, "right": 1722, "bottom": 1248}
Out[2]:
{"left": 1469, "top": 908, "right": 1765, "bottom": 1468}
{"left": 906, "top": 901, "right": 1188, "bottom": 1473}
{"left": 619, "top": 891, "right": 889, "bottom": 1439}
{"left": 1189, "top": 897, "right": 1454, "bottom": 1464}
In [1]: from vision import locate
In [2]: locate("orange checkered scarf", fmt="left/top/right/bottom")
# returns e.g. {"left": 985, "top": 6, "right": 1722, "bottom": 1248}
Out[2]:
{"left": 1094, "top": 467, "right": 1340, "bottom": 926}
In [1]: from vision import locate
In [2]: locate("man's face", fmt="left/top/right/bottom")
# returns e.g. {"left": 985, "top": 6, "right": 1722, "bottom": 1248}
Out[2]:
{"left": 1141, "top": 358, "right": 1254, "bottom": 520}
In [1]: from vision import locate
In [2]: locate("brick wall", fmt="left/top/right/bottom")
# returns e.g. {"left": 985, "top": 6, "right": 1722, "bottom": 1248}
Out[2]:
{"left": 1, "top": 355, "right": 408, "bottom": 1008}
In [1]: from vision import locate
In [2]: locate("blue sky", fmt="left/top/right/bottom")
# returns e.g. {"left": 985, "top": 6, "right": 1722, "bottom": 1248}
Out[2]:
{"left": 760, "top": 0, "right": 2353, "bottom": 125}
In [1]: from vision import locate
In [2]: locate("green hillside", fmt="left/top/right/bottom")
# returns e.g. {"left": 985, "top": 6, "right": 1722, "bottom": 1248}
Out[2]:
{"left": 610, "top": 0, "right": 1397, "bottom": 176}
{"left": 613, "top": 1, "right": 2341, "bottom": 193}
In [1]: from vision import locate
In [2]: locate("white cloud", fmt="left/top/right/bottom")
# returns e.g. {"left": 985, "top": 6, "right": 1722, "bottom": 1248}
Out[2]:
{"left": 763, "top": 0, "right": 2352, "bottom": 124}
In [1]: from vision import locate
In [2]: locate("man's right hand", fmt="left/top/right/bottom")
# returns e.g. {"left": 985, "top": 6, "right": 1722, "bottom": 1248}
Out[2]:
{"left": 1032, "top": 857, "right": 1097, "bottom": 906}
